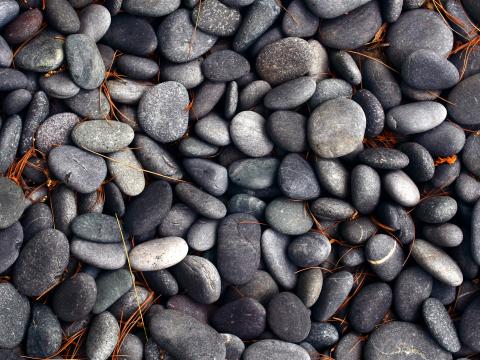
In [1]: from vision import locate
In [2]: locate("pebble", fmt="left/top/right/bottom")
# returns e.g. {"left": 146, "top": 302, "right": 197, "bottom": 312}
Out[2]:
{"left": 86, "top": 312, "right": 120, "bottom": 360}
{"left": 288, "top": 233, "right": 331, "bottom": 267}
{"left": 191, "top": 0, "right": 241, "bottom": 36}
{"left": 349, "top": 282, "right": 392, "bottom": 333}
{"left": 0, "top": 0, "right": 18, "bottom": 28}
{"left": 261, "top": 229, "right": 298, "bottom": 289}
{"left": 264, "top": 76, "right": 316, "bottom": 110}
{"left": 423, "top": 223, "right": 463, "bottom": 247}
{"left": 158, "top": 9, "right": 217, "bottom": 63}
{"left": 352, "top": 89, "right": 385, "bottom": 137}
{"left": 50, "top": 185, "right": 77, "bottom": 236}
{"left": 311, "top": 197, "right": 355, "bottom": 221}
{"left": 176, "top": 183, "right": 227, "bottom": 219}
{"left": 312, "top": 271, "right": 354, "bottom": 321}
{"left": 282, "top": 0, "right": 319, "bottom": 38}
{"left": 415, "top": 196, "right": 457, "bottom": 224}
{"left": 123, "top": 0, "right": 179, "bottom": 16}
{"left": 45, "top": 0, "right": 80, "bottom": 34}
{"left": 35, "top": 112, "right": 79, "bottom": 154}
{"left": 0, "top": 177, "right": 24, "bottom": 229}
{"left": 13, "top": 229, "right": 69, "bottom": 297}
{"left": 296, "top": 268, "right": 323, "bottom": 308}
{"left": 362, "top": 58, "right": 402, "bottom": 110}
{"left": 222, "top": 334, "right": 244, "bottom": 360}
{"left": 0, "top": 68, "right": 27, "bottom": 91}
{"left": 265, "top": 197, "right": 313, "bottom": 236}
{"left": 3, "top": 89, "right": 31, "bottom": 115}
{"left": 318, "top": 1, "right": 382, "bottom": 50}
{"left": 71, "top": 213, "right": 122, "bottom": 243}
{"left": 202, "top": 50, "right": 250, "bottom": 82}
{"left": 456, "top": 172, "right": 480, "bottom": 203}
{"left": 165, "top": 294, "right": 213, "bottom": 324}
{"left": 93, "top": 269, "right": 133, "bottom": 314}
{"left": 0, "top": 222, "right": 22, "bottom": 273}
{"left": 145, "top": 270, "right": 178, "bottom": 297}
{"left": 304, "top": 0, "right": 370, "bottom": 18}
{"left": 422, "top": 297, "right": 461, "bottom": 352}
{"left": 48, "top": 145, "right": 107, "bottom": 193}
{"left": 79, "top": 4, "right": 111, "bottom": 42}
{"left": 116, "top": 55, "right": 159, "bottom": 81}
{"left": 398, "top": 142, "right": 435, "bottom": 182}
{"left": 230, "top": 111, "right": 273, "bottom": 157}
{"left": 225, "top": 270, "right": 278, "bottom": 305}
{"left": 52, "top": 272, "right": 97, "bottom": 322}
{"left": 217, "top": 213, "right": 261, "bottom": 285}
{"left": 365, "top": 234, "right": 404, "bottom": 281}
{"left": 158, "top": 203, "right": 197, "bottom": 237}
{"left": 267, "top": 292, "right": 311, "bottom": 342}
{"left": 383, "top": 170, "right": 420, "bottom": 207}
{"left": 26, "top": 304, "right": 62, "bottom": 358}
{"left": 364, "top": 321, "right": 453, "bottom": 359}
{"left": 0, "top": 282, "right": 30, "bottom": 349}
{"left": 359, "top": 148, "right": 409, "bottom": 170}
{"left": 184, "top": 158, "right": 228, "bottom": 196}
{"left": 3, "top": 8, "right": 42, "bottom": 44}
{"left": 109, "top": 286, "right": 150, "bottom": 319}
{"left": 267, "top": 111, "right": 307, "bottom": 152}
{"left": 138, "top": 81, "right": 189, "bottom": 143}
{"left": 187, "top": 218, "right": 218, "bottom": 251}
{"left": 179, "top": 136, "right": 219, "bottom": 157}
{"left": 15, "top": 31, "right": 64, "bottom": 73}
{"left": 305, "top": 322, "right": 339, "bottom": 349}
{"left": 415, "top": 121, "right": 465, "bottom": 157}
{"left": 71, "top": 239, "right": 126, "bottom": 269}
{"left": 129, "top": 237, "right": 188, "bottom": 271}
{"left": 308, "top": 98, "right": 366, "bottom": 158}
{"left": 256, "top": 37, "right": 312, "bottom": 85}
{"left": 242, "top": 340, "right": 310, "bottom": 360}
{"left": 107, "top": 79, "right": 152, "bottom": 105}
{"left": 173, "top": 255, "right": 221, "bottom": 304}
{"left": 334, "top": 332, "right": 364, "bottom": 360}
{"left": 161, "top": 59, "right": 204, "bottom": 90}
{"left": 107, "top": 148, "right": 146, "bottom": 196}
{"left": 195, "top": 114, "right": 230, "bottom": 146}
{"left": 340, "top": 217, "right": 377, "bottom": 245}
{"left": 150, "top": 309, "right": 226, "bottom": 360}
{"left": 351, "top": 164, "right": 381, "bottom": 214}
{"left": 308, "top": 78, "right": 353, "bottom": 108}
{"left": 386, "top": 101, "right": 447, "bottom": 135}
{"left": 278, "top": 153, "right": 320, "bottom": 200}
{"left": 118, "top": 334, "right": 143, "bottom": 360}
{"left": 190, "top": 80, "right": 226, "bottom": 119}
{"left": 211, "top": 297, "right": 266, "bottom": 340}
{"left": 411, "top": 239, "right": 463, "bottom": 286}
{"left": 72, "top": 120, "right": 134, "bottom": 153}
{"left": 314, "top": 158, "right": 350, "bottom": 198}
{"left": 459, "top": 297, "right": 480, "bottom": 351}
{"left": 65, "top": 88, "right": 110, "bottom": 119}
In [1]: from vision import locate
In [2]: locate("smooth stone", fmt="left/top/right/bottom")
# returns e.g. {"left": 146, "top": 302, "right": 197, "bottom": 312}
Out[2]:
{"left": 158, "top": 203, "right": 197, "bottom": 238}
{"left": 365, "top": 234, "right": 404, "bottom": 281}
{"left": 404, "top": 0, "right": 425, "bottom": 9}
{"left": 456, "top": 172, "right": 480, "bottom": 203}
{"left": 217, "top": 213, "right": 261, "bottom": 285}
{"left": 282, "top": 0, "right": 318, "bottom": 37}
{"left": 463, "top": 133, "right": 480, "bottom": 177}
{"left": 267, "top": 111, "right": 307, "bottom": 152}
{"left": 183, "top": 158, "right": 228, "bottom": 196}
{"left": 0, "top": 222, "right": 22, "bottom": 273}
{"left": 79, "top": 4, "right": 111, "bottom": 42}
{"left": 278, "top": 153, "right": 320, "bottom": 200}
{"left": 422, "top": 298, "right": 460, "bottom": 352}
{"left": 304, "top": 0, "right": 370, "bottom": 18}
{"left": 107, "top": 79, "right": 152, "bottom": 105}
{"left": 65, "top": 88, "right": 110, "bottom": 119}
{"left": 93, "top": 269, "right": 134, "bottom": 314}
{"left": 308, "top": 78, "right": 353, "bottom": 108}
{"left": 187, "top": 218, "right": 218, "bottom": 251}
{"left": 150, "top": 309, "right": 226, "bottom": 360}
{"left": 0, "top": 177, "right": 24, "bottom": 229}
{"left": 423, "top": 223, "right": 463, "bottom": 247}
{"left": 224, "top": 81, "right": 238, "bottom": 119}
{"left": 129, "top": 237, "right": 188, "bottom": 271}
{"left": 50, "top": 185, "right": 77, "bottom": 236}
{"left": 2, "top": 89, "right": 31, "bottom": 116}
{"left": 334, "top": 332, "right": 364, "bottom": 360}
{"left": 72, "top": 120, "right": 134, "bottom": 154}
{"left": 165, "top": 294, "right": 214, "bottom": 324}
{"left": 123, "top": 0, "right": 179, "bottom": 16}
{"left": 351, "top": 164, "right": 381, "bottom": 214}
{"left": 308, "top": 98, "right": 366, "bottom": 158}
{"left": 3, "top": 8, "right": 42, "bottom": 44}
{"left": 411, "top": 239, "right": 463, "bottom": 286}
{"left": 104, "top": 182, "right": 125, "bottom": 217}
{"left": 26, "top": 304, "right": 62, "bottom": 357}
{"left": 71, "top": 213, "right": 122, "bottom": 243}
{"left": 138, "top": 81, "right": 189, "bottom": 143}
{"left": 124, "top": 180, "right": 172, "bottom": 235}
{"left": 194, "top": 113, "right": 230, "bottom": 146}
{"left": 0, "top": 282, "right": 30, "bottom": 349}
{"left": 144, "top": 269, "right": 179, "bottom": 296}
{"left": 19, "top": 90, "right": 49, "bottom": 155}
{"left": 431, "top": 280, "right": 456, "bottom": 306}
{"left": 211, "top": 298, "right": 266, "bottom": 340}
{"left": 224, "top": 270, "right": 278, "bottom": 305}
{"left": 331, "top": 51, "right": 362, "bottom": 86}
{"left": 265, "top": 198, "right": 313, "bottom": 236}
{"left": 86, "top": 312, "right": 120, "bottom": 360}
{"left": 0, "top": 35, "right": 12, "bottom": 67}
{"left": 230, "top": 111, "right": 273, "bottom": 157}
{"left": 340, "top": 217, "right": 377, "bottom": 245}
{"left": 383, "top": 170, "right": 420, "bottom": 207}
{"left": 256, "top": 37, "right": 312, "bottom": 85}
{"left": 239, "top": 80, "right": 271, "bottom": 111}
{"left": 349, "top": 282, "right": 392, "bottom": 333}
{"left": 52, "top": 272, "right": 97, "bottom": 321}
{"left": 243, "top": 340, "right": 310, "bottom": 360}
{"left": 359, "top": 148, "right": 409, "bottom": 170}
{"left": 296, "top": 268, "right": 323, "bottom": 308}
{"left": 71, "top": 239, "right": 126, "bottom": 270}
{"left": 222, "top": 334, "right": 244, "bottom": 360}
{"left": 172, "top": 255, "right": 221, "bottom": 304}
{"left": 459, "top": 297, "right": 480, "bottom": 351}
{"left": 202, "top": 50, "right": 249, "bottom": 82}
{"left": 386, "top": 9, "right": 454, "bottom": 68}
{"left": 288, "top": 233, "right": 330, "bottom": 267}
{"left": 362, "top": 58, "right": 402, "bottom": 110}
{"left": 314, "top": 158, "right": 349, "bottom": 198}
{"left": 398, "top": 142, "right": 435, "bottom": 182}
{"left": 39, "top": 72, "right": 80, "bottom": 99}
{"left": 78, "top": 190, "right": 104, "bottom": 214}
{"left": 116, "top": 55, "right": 159, "bottom": 80}
{"left": 228, "top": 194, "right": 266, "bottom": 218}
{"left": 232, "top": 0, "right": 281, "bottom": 52}
{"left": 109, "top": 286, "right": 150, "bottom": 319}
{"left": 48, "top": 145, "right": 107, "bottom": 193}
{"left": 118, "top": 334, "right": 143, "bottom": 360}
{"left": 98, "top": 43, "right": 115, "bottom": 69}
{"left": 175, "top": 183, "right": 227, "bottom": 219}
{"left": 402, "top": 49, "right": 459, "bottom": 90}
{"left": 15, "top": 31, "right": 64, "bottom": 72}
{"left": 45, "top": 0, "right": 80, "bottom": 34}
{"left": 431, "top": 161, "right": 461, "bottom": 189}
{"left": 364, "top": 321, "right": 453, "bottom": 360}
{"left": 158, "top": 9, "right": 217, "bottom": 63}
{"left": 0, "top": 0, "right": 18, "bottom": 28}
{"left": 318, "top": 1, "right": 382, "bottom": 50}
{"left": 13, "top": 229, "right": 69, "bottom": 297}
{"left": 352, "top": 89, "right": 384, "bottom": 137}
{"left": 264, "top": 76, "right": 316, "bottom": 110}
{"left": 311, "top": 271, "right": 354, "bottom": 321}
{"left": 192, "top": 0, "right": 241, "bottom": 36}
{"left": 102, "top": 14, "right": 157, "bottom": 56}
{"left": 107, "top": 148, "right": 146, "bottom": 196}
{"left": 179, "top": 137, "right": 219, "bottom": 158}
{"left": 0, "top": 68, "right": 27, "bottom": 91}
{"left": 261, "top": 229, "right": 298, "bottom": 289}
{"left": 305, "top": 322, "right": 339, "bottom": 349}
{"left": 415, "top": 196, "right": 457, "bottom": 223}
{"left": 161, "top": 59, "right": 204, "bottom": 89}
{"left": 414, "top": 121, "right": 465, "bottom": 156}
{"left": 133, "top": 134, "right": 183, "bottom": 180}
{"left": 311, "top": 197, "right": 355, "bottom": 221}
{"left": 190, "top": 80, "right": 226, "bottom": 119}
{"left": 386, "top": 101, "right": 446, "bottom": 135}
{"left": 35, "top": 112, "right": 79, "bottom": 154}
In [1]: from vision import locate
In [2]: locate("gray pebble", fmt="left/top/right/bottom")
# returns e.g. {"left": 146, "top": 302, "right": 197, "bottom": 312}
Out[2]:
{"left": 221, "top": 333, "right": 244, "bottom": 360}
{"left": 340, "top": 216, "right": 377, "bottom": 245}
{"left": 93, "top": 269, "right": 133, "bottom": 314}
{"left": 463, "top": 133, "right": 480, "bottom": 177}
{"left": 278, "top": 153, "right": 320, "bottom": 200}
{"left": 459, "top": 296, "right": 480, "bottom": 351}
{"left": 314, "top": 158, "right": 349, "bottom": 198}
{"left": 415, "top": 196, "right": 457, "bottom": 223}
{"left": 129, "top": 237, "right": 188, "bottom": 271}
{"left": 0, "top": 282, "right": 30, "bottom": 349}
{"left": 175, "top": 182, "right": 227, "bottom": 219}
{"left": 331, "top": 51, "right": 362, "bottom": 85}
{"left": 116, "top": 55, "right": 159, "bottom": 81}
{"left": 161, "top": 59, "right": 204, "bottom": 90}
{"left": 184, "top": 158, "right": 228, "bottom": 196}
{"left": 334, "top": 332, "right": 363, "bottom": 360}
{"left": 65, "top": 88, "right": 110, "bottom": 119}
{"left": 282, "top": 0, "right": 318, "bottom": 37}
{"left": 304, "top": 0, "right": 370, "bottom": 18}
{"left": 35, "top": 112, "right": 79, "bottom": 154}
{"left": 144, "top": 270, "right": 179, "bottom": 296}
{"left": 296, "top": 268, "right": 323, "bottom": 308}
{"left": 225, "top": 270, "right": 279, "bottom": 305}
{"left": 50, "top": 184, "right": 76, "bottom": 236}
{"left": 79, "top": 4, "right": 111, "bottom": 42}
{"left": 0, "top": 115, "right": 21, "bottom": 174}
{"left": 230, "top": 111, "right": 273, "bottom": 157}
{"left": 366, "top": 234, "right": 404, "bottom": 281}
{"left": 351, "top": 164, "right": 381, "bottom": 214}
{"left": 423, "top": 223, "right": 463, "bottom": 247}
{"left": 0, "top": 68, "right": 27, "bottom": 91}
{"left": 107, "top": 79, "right": 152, "bottom": 105}
{"left": 109, "top": 286, "right": 150, "bottom": 319}
{"left": 179, "top": 136, "right": 219, "bottom": 158}
{"left": 72, "top": 120, "right": 134, "bottom": 153}
{"left": 187, "top": 217, "right": 218, "bottom": 251}
{"left": 0, "top": 222, "right": 23, "bottom": 273}
{"left": 0, "top": 0, "right": 18, "bottom": 27}
{"left": 264, "top": 76, "right": 316, "bottom": 110}
{"left": 118, "top": 334, "right": 143, "bottom": 360}
{"left": 387, "top": 101, "right": 446, "bottom": 135}
{"left": 0, "top": 178, "right": 24, "bottom": 232}
{"left": 243, "top": 340, "right": 310, "bottom": 360}
{"left": 86, "top": 312, "right": 120, "bottom": 360}
{"left": 191, "top": 0, "right": 241, "bottom": 36}
{"left": 3, "top": 89, "right": 31, "bottom": 115}
{"left": 195, "top": 113, "right": 230, "bottom": 146}
{"left": 71, "top": 213, "right": 122, "bottom": 243}
{"left": 288, "top": 232, "right": 330, "bottom": 267}
{"left": 202, "top": 50, "right": 250, "bottom": 82}
{"left": 352, "top": 89, "right": 385, "bottom": 138}
{"left": 107, "top": 148, "right": 145, "bottom": 196}
{"left": 311, "top": 197, "right": 355, "bottom": 221}
{"left": 71, "top": 239, "right": 126, "bottom": 270}
{"left": 362, "top": 58, "right": 402, "bottom": 110}
{"left": 158, "top": 203, "right": 197, "bottom": 238}
{"left": 305, "top": 322, "right": 339, "bottom": 349}
{"left": 265, "top": 197, "right": 313, "bottom": 236}
{"left": 0, "top": 35, "right": 12, "bottom": 67}
{"left": 190, "top": 80, "right": 226, "bottom": 119}
{"left": 383, "top": 170, "right": 420, "bottom": 207}
{"left": 398, "top": 142, "right": 435, "bottom": 182}
{"left": 26, "top": 304, "right": 62, "bottom": 358}
{"left": 45, "top": 0, "right": 80, "bottom": 34}
{"left": 224, "top": 80, "right": 238, "bottom": 119}
{"left": 422, "top": 298, "right": 460, "bottom": 352}
{"left": 267, "top": 111, "right": 307, "bottom": 152}
{"left": 19, "top": 90, "right": 49, "bottom": 155}
{"left": 359, "top": 148, "right": 409, "bottom": 170}
{"left": 456, "top": 172, "right": 480, "bottom": 203}
{"left": 39, "top": 72, "right": 80, "bottom": 99}
{"left": 308, "top": 78, "right": 353, "bottom": 108}
{"left": 227, "top": 194, "right": 266, "bottom": 219}
{"left": 123, "top": 0, "right": 179, "bottom": 16}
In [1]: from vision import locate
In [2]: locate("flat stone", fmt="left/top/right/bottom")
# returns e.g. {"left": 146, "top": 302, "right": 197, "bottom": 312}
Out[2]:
{"left": 192, "top": 0, "right": 241, "bottom": 36}
{"left": 161, "top": 59, "right": 204, "bottom": 89}
{"left": 423, "top": 223, "right": 463, "bottom": 247}
{"left": 107, "top": 148, "right": 145, "bottom": 197}
{"left": 93, "top": 269, "right": 134, "bottom": 314}
{"left": 243, "top": 340, "right": 310, "bottom": 360}
{"left": 383, "top": 170, "right": 420, "bottom": 207}
{"left": 150, "top": 309, "right": 226, "bottom": 360}
{"left": 422, "top": 298, "right": 461, "bottom": 352}
{"left": 351, "top": 164, "right": 381, "bottom": 214}
{"left": 386, "top": 101, "right": 447, "bottom": 135}
{"left": 314, "top": 158, "right": 350, "bottom": 198}
{"left": 459, "top": 297, "right": 480, "bottom": 351}
{"left": 239, "top": 80, "right": 271, "bottom": 111}
{"left": 456, "top": 172, "right": 480, "bottom": 204}
{"left": 123, "top": 0, "right": 180, "bottom": 16}
{"left": 109, "top": 286, "right": 150, "bottom": 319}
{"left": 267, "top": 111, "right": 307, "bottom": 152}
{"left": 118, "top": 334, "right": 143, "bottom": 360}
{"left": 195, "top": 113, "right": 231, "bottom": 146}
{"left": 26, "top": 304, "right": 62, "bottom": 358}
{"left": 165, "top": 294, "right": 213, "bottom": 324}
{"left": 71, "top": 239, "right": 126, "bottom": 270}
{"left": 0, "top": 222, "right": 22, "bottom": 273}
{"left": 0, "top": 282, "right": 30, "bottom": 349}
{"left": 265, "top": 197, "right": 313, "bottom": 236}
{"left": 129, "top": 237, "right": 188, "bottom": 271}
{"left": 116, "top": 55, "right": 159, "bottom": 81}
{"left": 398, "top": 142, "right": 435, "bottom": 182}
{"left": 79, "top": 4, "right": 111, "bottom": 42}
{"left": 305, "top": 322, "right": 339, "bottom": 349}
{"left": 224, "top": 270, "right": 278, "bottom": 305}
{"left": 448, "top": 73, "right": 480, "bottom": 126}
{"left": 386, "top": 9, "right": 454, "bottom": 68}
{"left": 183, "top": 158, "right": 228, "bottom": 196}
{"left": 190, "top": 80, "right": 226, "bottom": 119}
{"left": 414, "top": 196, "right": 457, "bottom": 223}
{"left": 362, "top": 58, "right": 402, "bottom": 110}
{"left": 282, "top": 0, "right": 319, "bottom": 37}
{"left": 72, "top": 120, "right": 134, "bottom": 154}
{"left": 71, "top": 213, "right": 122, "bottom": 243}
{"left": 0, "top": 177, "right": 24, "bottom": 230}
{"left": 44, "top": 0, "right": 80, "bottom": 34}
{"left": 365, "top": 234, "right": 404, "bottom": 281}
{"left": 52, "top": 272, "right": 97, "bottom": 322}
{"left": 138, "top": 81, "right": 189, "bottom": 143}
{"left": 222, "top": 334, "right": 244, "bottom": 360}
{"left": 334, "top": 332, "right": 364, "bottom": 360}
{"left": 264, "top": 76, "right": 316, "bottom": 110}
{"left": 202, "top": 50, "right": 249, "bottom": 82}
{"left": 86, "top": 312, "right": 120, "bottom": 360}
{"left": 39, "top": 72, "right": 80, "bottom": 99}
{"left": 359, "top": 148, "right": 409, "bottom": 170}
{"left": 0, "top": 68, "right": 27, "bottom": 91}
{"left": 158, "top": 9, "right": 217, "bottom": 63}
{"left": 288, "top": 233, "right": 330, "bottom": 267}
{"left": 230, "top": 111, "right": 273, "bottom": 157}
{"left": 278, "top": 153, "right": 320, "bottom": 200}
{"left": 187, "top": 218, "right": 218, "bottom": 251}
{"left": 13, "top": 229, "right": 69, "bottom": 297}
{"left": 179, "top": 137, "right": 219, "bottom": 158}
{"left": 35, "top": 112, "right": 80, "bottom": 154}
{"left": 304, "top": 0, "right": 370, "bottom": 18}
{"left": 65, "top": 88, "right": 110, "bottom": 119}
{"left": 175, "top": 183, "right": 227, "bottom": 219}
{"left": 0, "top": 35, "right": 12, "bottom": 67}
{"left": 158, "top": 203, "right": 197, "bottom": 238}
{"left": 311, "top": 271, "right": 353, "bottom": 321}
{"left": 50, "top": 185, "right": 77, "bottom": 236}
{"left": 0, "top": 0, "right": 19, "bottom": 28}
{"left": 308, "top": 78, "right": 353, "bottom": 108}
{"left": 308, "top": 98, "right": 366, "bottom": 158}
{"left": 107, "top": 79, "right": 152, "bottom": 105}
{"left": 311, "top": 197, "right": 355, "bottom": 221}
{"left": 3, "top": 8, "right": 42, "bottom": 44}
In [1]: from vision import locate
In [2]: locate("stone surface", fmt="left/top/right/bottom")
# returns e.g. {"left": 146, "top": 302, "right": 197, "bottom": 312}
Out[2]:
{"left": 86, "top": 312, "right": 120, "bottom": 360}
{"left": 26, "top": 304, "right": 62, "bottom": 358}
{"left": 129, "top": 237, "right": 188, "bottom": 271}
{"left": 107, "top": 148, "right": 145, "bottom": 197}
{"left": 0, "top": 177, "right": 24, "bottom": 230}
{"left": 0, "top": 282, "right": 30, "bottom": 349}
{"left": 242, "top": 340, "right": 310, "bottom": 360}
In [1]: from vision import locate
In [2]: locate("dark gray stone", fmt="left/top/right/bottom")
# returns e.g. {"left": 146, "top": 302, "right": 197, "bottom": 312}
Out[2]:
{"left": 311, "top": 197, "right": 355, "bottom": 221}
{"left": 190, "top": 80, "right": 226, "bottom": 120}
{"left": 35, "top": 112, "right": 79, "bottom": 154}
{"left": 340, "top": 217, "right": 377, "bottom": 245}
{"left": 187, "top": 217, "right": 218, "bottom": 251}
{"left": 288, "top": 233, "right": 331, "bottom": 267}
{"left": 3, "top": 89, "right": 31, "bottom": 115}
{"left": 107, "top": 148, "right": 145, "bottom": 196}
{"left": 264, "top": 76, "right": 316, "bottom": 110}
{"left": 351, "top": 164, "right": 381, "bottom": 214}
{"left": 116, "top": 55, "right": 159, "bottom": 80}
{"left": 0, "top": 222, "right": 22, "bottom": 273}
{"left": 414, "top": 196, "right": 457, "bottom": 224}
{"left": 228, "top": 157, "right": 276, "bottom": 191}
{"left": 305, "top": 322, "right": 339, "bottom": 349}
{"left": 202, "top": 50, "right": 249, "bottom": 82}
{"left": 267, "top": 110, "right": 307, "bottom": 152}
{"left": 183, "top": 158, "right": 228, "bottom": 196}
{"left": 243, "top": 340, "right": 310, "bottom": 360}
{"left": 304, "top": 0, "right": 370, "bottom": 18}
{"left": 362, "top": 58, "right": 402, "bottom": 110}
{"left": 423, "top": 223, "right": 463, "bottom": 247}
{"left": 225, "top": 270, "right": 279, "bottom": 305}
{"left": 414, "top": 121, "right": 465, "bottom": 156}
{"left": 179, "top": 136, "right": 219, "bottom": 158}
{"left": 79, "top": 4, "right": 111, "bottom": 42}
{"left": 308, "top": 78, "right": 353, "bottom": 108}
{"left": 278, "top": 153, "right": 320, "bottom": 200}
{"left": 158, "top": 203, "right": 197, "bottom": 238}
{"left": 118, "top": 333, "right": 143, "bottom": 360}
{"left": 463, "top": 133, "right": 480, "bottom": 177}
{"left": 65, "top": 88, "right": 110, "bottom": 119}
{"left": 0, "top": 115, "right": 21, "bottom": 174}
{"left": 230, "top": 111, "right": 273, "bottom": 157}
{"left": 0, "top": 68, "right": 27, "bottom": 91}
{"left": 398, "top": 142, "right": 435, "bottom": 182}
{"left": 282, "top": 0, "right": 319, "bottom": 37}
{"left": 123, "top": 0, "right": 179, "bottom": 16}
{"left": 296, "top": 268, "right": 323, "bottom": 308}
{"left": 0, "top": 177, "right": 24, "bottom": 230}
{"left": 71, "top": 239, "right": 126, "bottom": 270}
{"left": 0, "top": 282, "right": 30, "bottom": 349}
{"left": 334, "top": 332, "right": 363, "bottom": 360}
{"left": 314, "top": 158, "right": 349, "bottom": 198}
{"left": 109, "top": 286, "right": 150, "bottom": 319}
{"left": 72, "top": 120, "right": 134, "bottom": 154}
{"left": 359, "top": 148, "right": 409, "bottom": 170}
{"left": 161, "top": 59, "right": 204, "bottom": 89}
{"left": 459, "top": 296, "right": 480, "bottom": 351}
{"left": 86, "top": 312, "right": 120, "bottom": 360}
{"left": 422, "top": 298, "right": 460, "bottom": 352}
{"left": 45, "top": 0, "right": 80, "bottom": 34}
{"left": 265, "top": 198, "right": 313, "bottom": 235}
{"left": 144, "top": 269, "right": 179, "bottom": 296}
{"left": 71, "top": 213, "right": 123, "bottom": 243}
{"left": 456, "top": 172, "right": 480, "bottom": 203}
{"left": 26, "top": 304, "right": 62, "bottom": 357}
{"left": 93, "top": 269, "right": 134, "bottom": 314}
{"left": 352, "top": 89, "right": 384, "bottom": 138}
{"left": 19, "top": 90, "right": 49, "bottom": 155}
{"left": 192, "top": 0, "right": 241, "bottom": 36}
{"left": 221, "top": 334, "right": 244, "bottom": 360}
{"left": 0, "top": 0, "right": 18, "bottom": 27}
{"left": 175, "top": 183, "right": 227, "bottom": 219}
{"left": 3, "top": 8, "right": 42, "bottom": 45}
{"left": 195, "top": 114, "right": 230, "bottom": 146}
{"left": 386, "top": 101, "right": 446, "bottom": 135}
{"left": 365, "top": 234, "right": 404, "bottom": 281}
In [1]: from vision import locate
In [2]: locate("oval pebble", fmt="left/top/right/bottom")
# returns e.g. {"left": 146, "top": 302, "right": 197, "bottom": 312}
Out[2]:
{"left": 230, "top": 111, "right": 273, "bottom": 157}
{"left": 175, "top": 183, "right": 227, "bottom": 220}
{"left": 414, "top": 196, "right": 457, "bottom": 224}
{"left": 265, "top": 197, "right": 313, "bottom": 236}
{"left": 366, "top": 234, "right": 404, "bottom": 281}
{"left": 386, "top": 101, "right": 446, "bottom": 135}
{"left": 202, "top": 50, "right": 249, "bottom": 82}
{"left": 26, "top": 304, "right": 62, "bottom": 358}
{"left": 86, "top": 312, "right": 120, "bottom": 360}
{"left": 278, "top": 153, "right": 320, "bottom": 200}
{"left": 304, "top": 0, "right": 370, "bottom": 18}
{"left": 129, "top": 237, "right": 188, "bottom": 271}
{"left": 93, "top": 269, "right": 133, "bottom": 314}
{"left": 71, "top": 239, "right": 126, "bottom": 270}
{"left": 243, "top": 340, "right": 310, "bottom": 360}
{"left": 312, "top": 271, "right": 354, "bottom": 321}
{"left": 0, "top": 177, "right": 24, "bottom": 230}
{"left": 107, "top": 148, "right": 145, "bottom": 197}
{"left": 459, "top": 297, "right": 480, "bottom": 351}
{"left": 79, "top": 4, "right": 111, "bottom": 42}
{"left": 72, "top": 120, "right": 134, "bottom": 154}
{"left": 264, "top": 76, "right": 316, "bottom": 110}
{"left": 383, "top": 170, "right": 420, "bottom": 207}
{"left": 351, "top": 164, "right": 381, "bottom": 214}
{"left": 71, "top": 213, "right": 122, "bottom": 243}
{"left": 288, "top": 233, "right": 331, "bottom": 267}
{"left": 0, "top": 282, "right": 30, "bottom": 349}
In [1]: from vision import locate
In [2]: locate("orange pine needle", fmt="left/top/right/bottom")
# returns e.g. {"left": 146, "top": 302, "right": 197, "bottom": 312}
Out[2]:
{"left": 434, "top": 155, "right": 458, "bottom": 166}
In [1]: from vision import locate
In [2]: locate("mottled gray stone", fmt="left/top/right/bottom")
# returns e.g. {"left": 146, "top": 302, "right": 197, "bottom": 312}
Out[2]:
{"left": 230, "top": 111, "right": 274, "bottom": 157}
{"left": 161, "top": 59, "right": 204, "bottom": 89}
{"left": 351, "top": 164, "right": 381, "bottom": 214}
{"left": 107, "top": 148, "right": 145, "bottom": 196}
{"left": 86, "top": 312, "right": 120, "bottom": 360}
{"left": 93, "top": 269, "right": 134, "bottom": 314}
{"left": 129, "top": 237, "right": 188, "bottom": 271}
{"left": 265, "top": 198, "right": 313, "bottom": 236}
{"left": 71, "top": 239, "right": 126, "bottom": 270}
{"left": 72, "top": 120, "right": 134, "bottom": 154}
{"left": 65, "top": 88, "right": 111, "bottom": 119}
{"left": 243, "top": 340, "right": 310, "bottom": 360}
{"left": 383, "top": 170, "right": 420, "bottom": 207}
{"left": 386, "top": 101, "right": 447, "bottom": 135}
{"left": 192, "top": 0, "right": 241, "bottom": 36}
{"left": 79, "top": 4, "right": 111, "bottom": 42}
{"left": 308, "top": 78, "right": 353, "bottom": 108}
{"left": 26, "top": 304, "right": 62, "bottom": 358}
{"left": 0, "top": 282, "right": 30, "bottom": 349}
{"left": 195, "top": 114, "right": 230, "bottom": 146}
{"left": 422, "top": 298, "right": 460, "bottom": 352}
{"left": 264, "top": 76, "right": 316, "bottom": 110}
{"left": 365, "top": 234, "right": 404, "bottom": 281}
{"left": 362, "top": 59, "right": 402, "bottom": 110}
